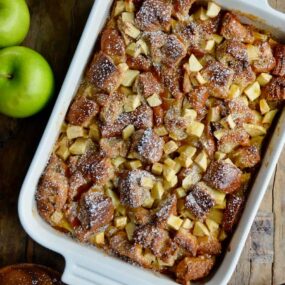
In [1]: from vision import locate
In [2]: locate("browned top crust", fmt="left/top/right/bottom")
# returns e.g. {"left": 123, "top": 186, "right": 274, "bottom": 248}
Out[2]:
{"left": 135, "top": 0, "right": 172, "bottom": 32}
{"left": 131, "top": 128, "right": 164, "bottom": 164}
{"left": 136, "top": 72, "right": 162, "bottom": 98}
{"left": 262, "top": 76, "right": 285, "bottom": 105}
{"left": 185, "top": 183, "right": 215, "bottom": 220}
{"left": 203, "top": 161, "right": 242, "bottom": 193}
{"left": 220, "top": 12, "right": 254, "bottom": 43}
{"left": 86, "top": 52, "right": 121, "bottom": 93}
{"left": 78, "top": 191, "right": 114, "bottom": 231}
{"left": 119, "top": 170, "right": 154, "bottom": 208}
{"left": 201, "top": 59, "right": 234, "bottom": 98}
{"left": 173, "top": 0, "right": 196, "bottom": 17}
{"left": 67, "top": 95, "right": 99, "bottom": 127}
{"left": 273, "top": 44, "right": 285, "bottom": 76}
{"left": 175, "top": 256, "right": 215, "bottom": 282}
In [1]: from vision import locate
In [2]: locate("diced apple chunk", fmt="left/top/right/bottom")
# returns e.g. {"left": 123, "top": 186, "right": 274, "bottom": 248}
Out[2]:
{"left": 151, "top": 182, "right": 164, "bottom": 200}
{"left": 189, "top": 54, "right": 203, "bottom": 72}
{"left": 124, "top": 94, "right": 141, "bottom": 112}
{"left": 193, "top": 221, "right": 210, "bottom": 237}
{"left": 126, "top": 42, "right": 141, "bottom": 57}
{"left": 195, "top": 151, "right": 208, "bottom": 172}
{"left": 69, "top": 138, "right": 88, "bottom": 155}
{"left": 183, "top": 108, "right": 197, "bottom": 120}
{"left": 219, "top": 229, "right": 228, "bottom": 241}
{"left": 187, "top": 121, "right": 205, "bottom": 137}
{"left": 178, "top": 145, "right": 197, "bottom": 157}
{"left": 164, "top": 140, "right": 179, "bottom": 155}
{"left": 125, "top": 1, "right": 135, "bottom": 13}
{"left": 142, "top": 196, "right": 154, "bottom": 208}
{"left": 114, "top": 1, "right": 125, "bottom": 16}
{"left": 167, "top": 215, "right": 183, "bottom": 231}
{"left": 244, "top": 81, "right": 261, "bottom": 101}
{"left": 257, "top": 73, "right": 272, "bottom": 86}
{"left": 262, "top": 110, "right": 278, "bottom": 124}
{"left": 136, "top": 39, "right": 149, "bottom": 56}
{"left": 206, "top": 219, "right": 219, "bottom": 233}
{"left": 243, "top": 123, "right": 267, "bottom": 137}
{"left": 147, "top": 93, "right": 162, "bottom": 107}
{"left": 206, "top": 2, "right": 221, "bottom": 18}
{"left": 228, "top": 84, "right": 241, "bottom": 99}
{"left": 141, "top": 176, "right": 154, "bottom": 188}
{"left": 182, "top": 218, "right": 193, "bottom": 230}
{"left": 226, "top": 114, "right": 236, "bottom": 129}
{"left": 208, "top": 209, "right": 223, "bottom": 224}
{"left": 208, "top": 106, "right": 221, "bottom": 122}
{"left": 126, "top": 222, "right": 136, "bottom": 240}
{"left": 164, "top": 175, "right": 178, "bottom": 190}
{"left": 154, "top": 126, "right": 168, "bottom": 136}
{"left": 195, "top": 7, "right": 209, "bottom": 21}
{"left": 179, "top": 153, "right": 193, "bottom": 168}
{"left": 94, "top": 232, "right": 105, "bottom": 245}
{"left": 212, "top": 34, "right": 224, "bottom": 44}
{"left": 112, "top": 156, "right": 126, "bottom": 168}
{"left": 214, "top": 151, "right": 226, "bottom": 161}
{"left": 128, "top": 160, "right": 142, "bottom": 170}
{"left": 115, "top": 216, "right": 128, "bottom": 229}
{"left": 253, "top": 31, "right": 268, "bottom": 41}
{"left": 247, "top": 45, "right": 260, "bottom": 62}
{"left": 259, "top": 99, "right": 270, "bottom": 115}
{"left": 122, "top": 12, "right": 135, "bottom": 23}
{"left": 124, "top": 22, "right": 141, "bottom": 39}
{"left": 121, "top": 70, "right": 140, "bottom": 87}
{"left": 122, "top": 124, "right": 135, "bottom": 140}
{"left": 152, "top": 162, "right": 163, "bottom": 175}
{"left": 66, "top": 125, "right": 85, "bottom": 140}
{"left": 196, "top": 72, "right": 207, "bottom": 85}
{"left": 204, "top": 40, "right": 216, "bottom": 52}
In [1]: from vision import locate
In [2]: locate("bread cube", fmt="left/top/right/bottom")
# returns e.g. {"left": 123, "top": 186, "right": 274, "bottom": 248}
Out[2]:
{"left": 206, "top": 2, "right": 221, "bottom": 18}
{"left": 163, "top": 167, "right": 176, "bottom": 182}
{"left": 244, "top": 82, "right": 261, "bottom": 101}
{"left": 167, "top": 215, "right": 183, "bottom": 231}
{"left": 187, "top": 121, "right": 205, "bottom": 137}
{"left": 147, "top": 93, "right": 162, "bottom": 107}
{"left": 257, "top": 73, "right": 272, "bottom": 86}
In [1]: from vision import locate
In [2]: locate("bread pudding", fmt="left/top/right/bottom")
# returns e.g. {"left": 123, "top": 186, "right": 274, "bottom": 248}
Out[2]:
{"left": 35, "top": 1, "right": 285, "bottom": 283}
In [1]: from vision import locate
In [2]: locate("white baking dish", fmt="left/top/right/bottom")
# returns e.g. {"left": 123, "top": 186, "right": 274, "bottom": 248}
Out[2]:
{"left": 18, "top": 0, "right": 285, "bottom": 284}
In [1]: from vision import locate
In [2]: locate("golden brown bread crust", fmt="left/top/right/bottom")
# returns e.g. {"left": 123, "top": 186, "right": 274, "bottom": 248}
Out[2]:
{"left": 175, "top": 256, "right": 215, "bottom": 282}
{"left": 262, "top": 76, "right": 285, "bottom": 106}
{"left": 100, "top": 138, "right": 129, "bottom": 158}
{"left": 220, "top": 12, "right": 254, "bottom": 43}
{"left": 222, "top": 194, "right": 244, "bottom": 232}
{"left": 174, "top": 228, "right": 198, "bottom": 255}
{"left": 173, "top": 0, "right": 196, "bottom": 17}
{"left": 203, "top": 161, "right": 242, "bottom": 194}
{"left": 231, "top": 146, "right": 261, "bottom": 169}
{"left": 118, "top": 170, "right": 154, "bottom": 208}
{"left": 135, "top": 0, "right": 172, "bottom": 32}
{"left": 185, "top": 184, "right": 215, "bottom": 220}
{"left": 86, "top": 52, "right": 121, "bottom": 93}
{"left": 136, "top": 72, "right": 162, "bottom": 98}
{"left": 273, "top": 44, "right": 285, "bottom": 76}
{"left": 197, "top": 236, "right": 222, "bottom": 255}
{"left": 187, "top": 86, "right": 209, "bottom": 120}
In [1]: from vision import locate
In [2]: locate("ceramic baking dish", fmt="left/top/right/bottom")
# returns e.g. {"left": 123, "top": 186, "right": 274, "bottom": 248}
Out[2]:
{"left": 18, "top": 0, "right": 285, "bottom": 284}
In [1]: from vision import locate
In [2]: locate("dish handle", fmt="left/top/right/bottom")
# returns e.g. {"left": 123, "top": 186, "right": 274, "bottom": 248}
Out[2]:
{"left": 62, "top": 255, "right": 120, "bottom": 285}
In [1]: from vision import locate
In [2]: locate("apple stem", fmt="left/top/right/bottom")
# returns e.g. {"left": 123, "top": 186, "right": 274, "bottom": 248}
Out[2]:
{"left": 0, "top": 73, "right": 13, "bottom": 80}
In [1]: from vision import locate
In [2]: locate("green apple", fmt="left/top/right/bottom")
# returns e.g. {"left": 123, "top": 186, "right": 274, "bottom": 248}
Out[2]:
{"left": 0, "top": 0, "right": 30, "bottom": 48}
{"left": 0, "top": 46, "right": 54, "bottom": 118}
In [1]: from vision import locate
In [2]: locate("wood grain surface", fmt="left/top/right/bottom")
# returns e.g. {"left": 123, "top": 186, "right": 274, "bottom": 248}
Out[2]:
{"left": 0, "top": 1, "right": 284, "bottom": 284}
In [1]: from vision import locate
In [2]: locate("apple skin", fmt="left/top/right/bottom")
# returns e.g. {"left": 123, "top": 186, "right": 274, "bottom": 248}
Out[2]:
{"left": 0, "top": 46, "right": 54, "bottom": 118}
{"left": 0, "top": 0, "right": 30, "bottom": 48}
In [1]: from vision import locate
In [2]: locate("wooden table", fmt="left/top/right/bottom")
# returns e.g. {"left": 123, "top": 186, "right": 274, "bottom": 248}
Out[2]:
{"left": 0, "top": 1, "right": 284, "bottom": 284}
